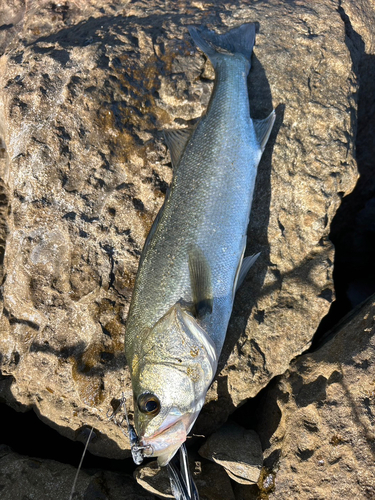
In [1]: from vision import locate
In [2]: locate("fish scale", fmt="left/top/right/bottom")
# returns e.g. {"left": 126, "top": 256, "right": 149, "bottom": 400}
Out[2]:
{"left": 124, "top": 23, "right": 275, "bottom": 468}
{"left": 128, "top": 58, "right": 258, "bottom": 352}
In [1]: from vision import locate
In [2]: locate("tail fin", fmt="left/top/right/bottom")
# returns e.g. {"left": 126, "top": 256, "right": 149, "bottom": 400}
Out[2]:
{"left": 188, "top": 23, "right": 256, "bottom": 70}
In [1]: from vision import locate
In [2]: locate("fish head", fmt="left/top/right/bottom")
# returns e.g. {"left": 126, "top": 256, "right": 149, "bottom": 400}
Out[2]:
{"left": 130, "top": 303, "right": 218, "bottom": 466}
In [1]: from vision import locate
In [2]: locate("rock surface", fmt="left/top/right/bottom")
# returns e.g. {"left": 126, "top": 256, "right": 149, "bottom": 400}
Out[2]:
{"left": 198, "top": 423, "right": 263, "bottom": 485}
{"left": 0, "top": 444, "right": 156, "bottom": 500}
{"left": 0, "top": 0, "right": 359, "bottom": 461}
{"left": 255, "top": 295, "right": 375, "bottom": 499}
{"left": 135, "top": 461, "right": 173, "bottom": 499}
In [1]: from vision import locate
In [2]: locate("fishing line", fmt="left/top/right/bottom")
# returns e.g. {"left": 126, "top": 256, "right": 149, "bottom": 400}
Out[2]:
{"left": 68, "top": 426, "right": 94, "bottom": 500}
{"left": 166, "top": 444, "right": 200, "bottom": 500}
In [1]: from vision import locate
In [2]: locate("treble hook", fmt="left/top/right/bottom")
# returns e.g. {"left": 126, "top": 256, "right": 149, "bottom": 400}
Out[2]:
{"left": 107, "top": 393, "right": 152, "bottom": 465}
{"left": 107, "top": 395, "right": 199, "bottom": 498}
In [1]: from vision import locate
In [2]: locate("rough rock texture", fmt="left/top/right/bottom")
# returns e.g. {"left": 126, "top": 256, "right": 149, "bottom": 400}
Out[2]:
{"left": 342, "top": 0, "right": 375, "bottom": 50}
{"left": 198, "top": 423, "right": 263, "bottom": 485}
{"left": 0, "top": 0, "right": 359, "bottom": 457}
{"left": 255, "top": 295, "right": 375, "bottom": 499}
{"left": 0, "top": 444, "right": 156, "bottom": 500}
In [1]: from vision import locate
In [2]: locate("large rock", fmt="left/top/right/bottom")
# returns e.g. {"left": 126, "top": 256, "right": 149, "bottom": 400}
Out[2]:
{"left": 198, "top": 423, "right": 263, "bottom": 485}
{"left": 135, "top": 461, "right": 173, "bottom": 499}
{"left": 0, "top": 0, "right": 359, "bottom": 462}
{"left": 342, "top": 0, "right": 375, "bottom": 51}
{"left": 0, "top": 444, "right": 156, "bottom": 500}
{"left": 256, "top": 295, "right": 375, "bottom": 499}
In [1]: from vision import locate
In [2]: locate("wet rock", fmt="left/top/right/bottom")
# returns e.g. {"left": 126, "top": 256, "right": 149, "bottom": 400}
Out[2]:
{"left": 135, "top": 457, "right": 235, "bottom": 500}
{"left": 0, "top": 0, "right": 359, "bottom": 464}
{"left": 0, "top": 444, "right": 155, "bottom": 500}
{"left": 256, "top": 295, "right": 375, "bottom": 499}
{"left": 198, "top": 423, "right": 262, "bottom": 485}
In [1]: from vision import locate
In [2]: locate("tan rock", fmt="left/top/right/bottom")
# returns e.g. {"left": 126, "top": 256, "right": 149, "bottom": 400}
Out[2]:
{"left": 342, "top": 0, "right": 375, "bottom": 53}
{"left": 258, "top": 295, "right": 375, "bottom": 499}
{"left": 198, "top": 423, "right": 262, "bottom": 485}
{"left": 0, "top": 0, "right": 359, "bottom": 464}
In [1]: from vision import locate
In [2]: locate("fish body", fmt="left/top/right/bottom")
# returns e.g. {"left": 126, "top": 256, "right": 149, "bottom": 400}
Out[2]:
{"left": 125, "top": 23, "right": 275, "bottom": 466}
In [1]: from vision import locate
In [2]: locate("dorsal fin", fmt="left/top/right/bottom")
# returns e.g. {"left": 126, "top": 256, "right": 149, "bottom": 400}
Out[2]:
{"left": 253, "top": 110, "right": 276, "bottom": 152}
{"left": 188, "top": 245, "right": 213, "bottom": 319}
{"left": 163, "top": 128, "right": 194, "bottom": 170}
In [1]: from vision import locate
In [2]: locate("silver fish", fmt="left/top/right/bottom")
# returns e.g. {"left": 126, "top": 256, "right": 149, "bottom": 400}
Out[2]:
{"left": 125, "top": 23, "right": 275, "bottom": 466}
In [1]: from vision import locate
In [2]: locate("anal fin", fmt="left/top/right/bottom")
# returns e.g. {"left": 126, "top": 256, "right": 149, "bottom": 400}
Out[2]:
{"left": 233, "top": 251, "right": 260, "bottom": 299}
{"left": 236, "top": 253, "right": 260, "bottom": 293}
{"left": 253, "top": 110, "right": 276, "bottom": 152}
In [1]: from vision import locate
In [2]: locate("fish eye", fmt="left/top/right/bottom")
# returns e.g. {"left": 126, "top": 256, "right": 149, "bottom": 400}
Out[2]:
{"left": 138, "top": 393, "right": 161, "bottom": 416}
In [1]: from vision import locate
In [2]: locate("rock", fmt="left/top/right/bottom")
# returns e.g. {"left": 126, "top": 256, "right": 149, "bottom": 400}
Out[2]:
{"left": 135, "top": 461, "right": 173, "bottom": 499}
{"left": 256, "top": 295, "right": 375, "bottom": 499}
{"left": 0, "top": 0, "right": 359, "bottom": 464}
{"left": 232, "top": 483, "right": 259, "bottom": 500}
{"left": 198, "top": 423, "right": 262, "bottom": 485}
{"left": 194, "top": 460, "right": 236, "bottom": 500}
{"left": 0, "top": 444, "right": 156, "bottom": 500}
{"left": 341, "top": 0, "right": 375, "bottom": 52}
{"left": 316, "top": 1, "right": 375, "bottom": 325}
{"left": 135, "top": 456, "right": 235, "bottom": 500}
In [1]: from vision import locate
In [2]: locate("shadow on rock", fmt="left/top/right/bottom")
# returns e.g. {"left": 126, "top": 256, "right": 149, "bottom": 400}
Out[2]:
{"left": 314, "top": 5, "right": 375, "bottom": 343}
{"left": 29, "top": 340, "right": 127, "bottom": 377}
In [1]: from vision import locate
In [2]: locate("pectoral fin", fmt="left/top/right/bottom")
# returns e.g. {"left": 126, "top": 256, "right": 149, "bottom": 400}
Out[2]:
{"left": 253, "top": 110, "right": 276, "bottom": 152}
{"left": 188, "top": 245, "right": 213, "bottom": 319}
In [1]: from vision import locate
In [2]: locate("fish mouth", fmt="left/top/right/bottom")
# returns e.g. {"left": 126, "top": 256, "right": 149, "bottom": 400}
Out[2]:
{"left": 141, "top": 418, "right": 187, "bottom": 466}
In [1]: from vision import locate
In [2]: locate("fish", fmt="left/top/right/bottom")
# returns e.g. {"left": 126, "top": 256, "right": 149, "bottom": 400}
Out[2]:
{"left": 124, "top": 22, "right": 275, "bottom": 467}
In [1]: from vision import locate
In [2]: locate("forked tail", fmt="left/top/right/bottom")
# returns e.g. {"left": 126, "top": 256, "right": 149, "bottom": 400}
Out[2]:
{"left": 188, "top": 23, "right": 256, "bottom": 71}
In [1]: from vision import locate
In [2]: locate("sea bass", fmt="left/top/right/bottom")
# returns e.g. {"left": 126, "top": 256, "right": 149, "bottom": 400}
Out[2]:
{"left": 125, "top": 23, "right": 275, "bottom": 467}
